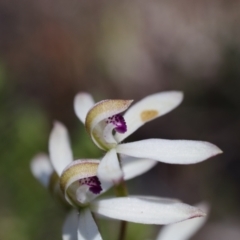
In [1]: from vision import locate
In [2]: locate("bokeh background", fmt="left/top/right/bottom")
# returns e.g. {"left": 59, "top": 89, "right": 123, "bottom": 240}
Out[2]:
{"left": 1, "top": 0, "right": 240, "bottom": 239}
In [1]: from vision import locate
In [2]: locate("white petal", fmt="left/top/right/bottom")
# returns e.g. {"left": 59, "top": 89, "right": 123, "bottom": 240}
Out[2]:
{"left": 62, "top": 210, "right": 78, "bottom": 240}
{"left": 49, "top": 121, "right": 73, "bottom": 176}
{"left": 117, "top": 139, "right": 222, "bottom": 164}
{"left": 30, "top": 153, "right": 54, "bottom": 187}
{"left": 90, "top": 196, "right": 206, "bottom": 225}
{"left": 156, "top": 202, "right": 210, "bottom": 240}
{"left": 78, "top": 208, "right": 102, "bottom": 240}
{"left": 97, "top": 149, "right": 123, "bottom": 184}
{"left": 115, "top": 91, "right": 183, "bottom": 142}
{"left": 121, "top": 156, "right": 158, "bottom": 180}
{"left": 74, "top": 92, "right": 95, "bottom": 124}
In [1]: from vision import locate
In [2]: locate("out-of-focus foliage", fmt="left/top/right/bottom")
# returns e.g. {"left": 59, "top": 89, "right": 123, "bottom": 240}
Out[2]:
{"left": 0, "top": 64, "right": 99, "bottom": 240}
{"left": 0, "top": 64, "right": 56, "bottom": 240}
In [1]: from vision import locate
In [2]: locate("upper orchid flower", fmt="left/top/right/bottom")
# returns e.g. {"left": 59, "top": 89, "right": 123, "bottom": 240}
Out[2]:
{"left": 74, "top": 92, "right": 222, "bottom": 183}
{"left": 41, "top": 121, "right": 207, "bottom": 240}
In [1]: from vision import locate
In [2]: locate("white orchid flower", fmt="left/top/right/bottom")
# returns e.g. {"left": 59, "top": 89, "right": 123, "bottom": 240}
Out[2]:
{"left": 156, "top": 202, "right": 210, "bottom": 240}
{"left": 30, "top": 151, "right": 208, "bottom": 240}
{"left": 45, "top": 121, "right": 207, "bottom": 240}
{"left": 74, "top": 92, "right": 222, "bottom": 183}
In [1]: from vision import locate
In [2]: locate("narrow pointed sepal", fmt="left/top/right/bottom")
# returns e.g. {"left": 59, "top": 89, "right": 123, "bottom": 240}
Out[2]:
{"left": 115, "top": 91, "right": 183, "bottom": 142}
{"left": 49, "top": 121, "right": 74, "bottom": 176}
{"left": 77, "top": 209, "right": 103, "bottom": 240}
{"left": 62, "top": 210, "right": 78, "bottom": 240}
{"left": 156, "top": 202, "right": 210, "bottom": 240}
{"left": 117, "top": 139, "right": 222, "bottom": 164}
{"left": 121, "top": 157, "right": 158, "bottom": 180}
{"left": 74, "top": 92, "right": 95, "bottom": 124}
{"left": 97, "top": 149, "right": 123, "bottom": 184}
{"left": 30, "top": 153, "right": 54, "bottom": 187}
{"left": 90, "top": 196, "right": 206, "bottom": 225}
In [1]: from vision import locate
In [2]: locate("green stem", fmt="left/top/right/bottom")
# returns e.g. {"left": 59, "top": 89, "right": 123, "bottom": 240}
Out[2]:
{"left": 115, "top": 154, "right": 128, "bottom": 240}
{"left": 118, "top": 220, "right": 127, "bottom": 240}
{"left": 114, "top": 180, "right": 128, "bottom": 197}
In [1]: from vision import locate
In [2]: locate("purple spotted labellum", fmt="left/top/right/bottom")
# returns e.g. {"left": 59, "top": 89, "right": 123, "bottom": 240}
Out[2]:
{"left": 79, "top": 176, "right": 102, "bottom": 194}
{"left": 106, "top": 114, "right": 127, "bottom": 134}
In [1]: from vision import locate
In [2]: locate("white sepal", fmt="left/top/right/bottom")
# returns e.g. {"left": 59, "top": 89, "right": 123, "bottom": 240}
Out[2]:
{"left": 156, "top": 202, "right": 209, "bottom": 240}
{"left": 117, "top": 139, "right": 222, "bottom": 164}
{"left": 115, "top": 91, "right": 183, "bottom": 142}
{"left": 97, "top": 149, "right": 123, "bottom": 184}
{"left": 121, "top": 156, "right": 158, "bottom": 180}
{"left": 62, "top": 210, "right": 78, "bottom": 240}
{"left": 90, "top": 196, "right": 206, "bottom": 225}
{"left": 74, "top": 92, "right": 95, "bottom": 124}
{"left": 49, "top": 121, "right": 73, "bottom": 176}
{"left": 30, "top": 153, "right": 53, "bottom": 187}
{"left": 77, "top": 209, "right": 102, "bottom": 240}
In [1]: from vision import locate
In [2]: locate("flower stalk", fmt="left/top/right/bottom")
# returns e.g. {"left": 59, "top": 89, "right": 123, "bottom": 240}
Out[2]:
{"left": 118, "top": 220, "right": 127, "bottom": 240}
{"left": 114, "top": 154, "right": 129, "bottom": 197}
{"left": 115, "top": 154, "right": 128, "bottom": 240}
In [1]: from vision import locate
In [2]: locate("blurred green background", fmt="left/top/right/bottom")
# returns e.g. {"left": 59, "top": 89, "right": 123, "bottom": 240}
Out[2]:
{"left": 1, "top": 0, "right": 240, "bottom": 239}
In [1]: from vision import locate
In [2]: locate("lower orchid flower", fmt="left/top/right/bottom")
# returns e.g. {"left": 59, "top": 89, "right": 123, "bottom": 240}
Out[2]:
{"left": 31, "top": 121, "right": 208, "bottom": 240}
{"left": 30, "top": 121, "right": 157, "bottom": 209}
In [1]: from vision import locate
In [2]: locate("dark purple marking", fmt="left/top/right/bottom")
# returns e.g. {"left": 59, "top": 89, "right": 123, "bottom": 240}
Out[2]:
{"left": 79, "top": 176, "right": 102, "bottom": 194}
{"left": 106, "top": 114, "right": 127, "bottom": 133}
